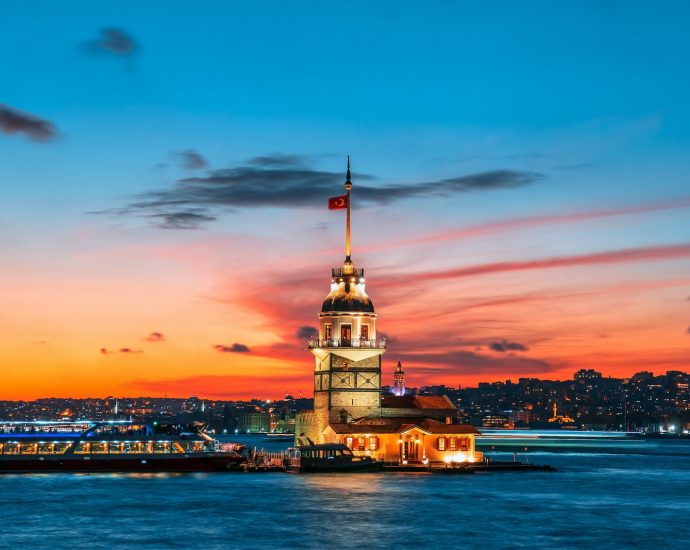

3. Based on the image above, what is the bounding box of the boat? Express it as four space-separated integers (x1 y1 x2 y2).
0 420 247 473
285 443 383 473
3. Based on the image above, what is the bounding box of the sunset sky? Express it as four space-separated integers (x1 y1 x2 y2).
1 1 689 400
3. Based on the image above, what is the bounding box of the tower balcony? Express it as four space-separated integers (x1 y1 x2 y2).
307 337 386 350
331 267 364 278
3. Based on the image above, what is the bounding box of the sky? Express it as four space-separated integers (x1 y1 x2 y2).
1 1 689 400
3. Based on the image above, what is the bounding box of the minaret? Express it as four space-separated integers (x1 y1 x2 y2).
114 398 119 416
304 158 387 441
393 361 406 396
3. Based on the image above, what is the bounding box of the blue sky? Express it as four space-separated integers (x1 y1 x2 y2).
1 1 689 398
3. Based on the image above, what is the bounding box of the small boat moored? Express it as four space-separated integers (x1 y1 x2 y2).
285 443 383 473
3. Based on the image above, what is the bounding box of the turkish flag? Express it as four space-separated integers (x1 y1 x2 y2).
328 195 348 210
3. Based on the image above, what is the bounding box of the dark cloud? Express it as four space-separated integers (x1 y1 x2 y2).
119 347 143 354
214 343 251 353
149 210 217 229
489 340 529 352
247 153 306 167
397 350 555 376
178 150 208 170
100 347 143 355
85 28 138 56
110 154 541 229
144 332 166 342
296 326 317 339
0 104 57 142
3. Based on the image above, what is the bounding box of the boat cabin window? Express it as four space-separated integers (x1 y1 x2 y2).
20 443 38 455
91 442 109 454
4 443 21 455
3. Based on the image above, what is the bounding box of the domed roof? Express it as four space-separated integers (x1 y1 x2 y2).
321 281 375 313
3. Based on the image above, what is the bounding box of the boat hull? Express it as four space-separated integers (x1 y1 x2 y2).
0 454 244 474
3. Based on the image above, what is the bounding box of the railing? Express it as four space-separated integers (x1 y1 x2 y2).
331 267 365 278
308 337 386 349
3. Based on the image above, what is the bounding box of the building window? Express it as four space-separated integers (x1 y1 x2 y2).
369 436 378 451
438 437 446 451
324 325 332 340
360 325 369 340
345 436 354 449
341 324 352 344
449 437 457 451
357 436 366 451
459 437 469 451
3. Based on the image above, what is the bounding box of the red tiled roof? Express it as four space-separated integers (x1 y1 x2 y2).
381 394 455 410
326 417 479 435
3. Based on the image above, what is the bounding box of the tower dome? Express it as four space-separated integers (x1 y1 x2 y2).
321 268 375 313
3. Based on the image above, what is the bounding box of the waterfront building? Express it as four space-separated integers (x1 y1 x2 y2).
295 161 481 464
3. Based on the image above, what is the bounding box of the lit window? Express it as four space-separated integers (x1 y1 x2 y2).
360 325 369 340
357 436 366 451
325 325 332 340
369 436 378 451
449 437 457 451
438 437 446 451
345 436 354 449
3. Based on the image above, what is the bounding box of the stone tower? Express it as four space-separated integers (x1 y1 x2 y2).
393 361 406 396
296 159 387 443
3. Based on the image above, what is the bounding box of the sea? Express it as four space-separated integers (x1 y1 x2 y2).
1 432 689 549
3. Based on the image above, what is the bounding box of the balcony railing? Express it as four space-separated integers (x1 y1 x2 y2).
308 337 386 350
331 267 365 278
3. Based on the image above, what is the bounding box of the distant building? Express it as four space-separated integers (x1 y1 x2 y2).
237 412 270 433
393 361 406 396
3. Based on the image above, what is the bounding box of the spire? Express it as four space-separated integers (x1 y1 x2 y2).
344 156 352 263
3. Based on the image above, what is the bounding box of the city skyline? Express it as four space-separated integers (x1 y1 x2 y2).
2 1 690 400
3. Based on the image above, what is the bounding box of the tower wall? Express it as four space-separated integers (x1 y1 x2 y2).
312 351 383 425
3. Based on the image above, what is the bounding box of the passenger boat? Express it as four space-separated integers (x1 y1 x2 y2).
285 443 383 473
0 420 247 473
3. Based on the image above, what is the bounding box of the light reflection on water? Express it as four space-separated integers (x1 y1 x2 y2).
1 438 690 549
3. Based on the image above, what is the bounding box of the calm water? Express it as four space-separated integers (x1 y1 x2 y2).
1 435 689 549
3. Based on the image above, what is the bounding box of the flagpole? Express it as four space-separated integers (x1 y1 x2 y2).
345 156 352 262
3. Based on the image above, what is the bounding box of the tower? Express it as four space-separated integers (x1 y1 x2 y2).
393 361 406 396
300 159 387 442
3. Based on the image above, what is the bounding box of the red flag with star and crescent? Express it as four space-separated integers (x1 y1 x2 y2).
328 195 348 210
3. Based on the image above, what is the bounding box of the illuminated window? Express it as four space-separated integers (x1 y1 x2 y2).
459 437 469 451
357 436 366 451
449 437 457 451
325 325 332 340
345 437 354 449
369 436 378 450
21 443 38 455
91 442 108 454
360 325 369 340
438 437 446 451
